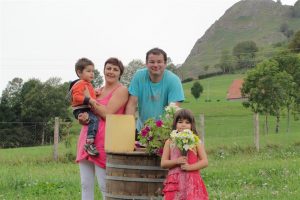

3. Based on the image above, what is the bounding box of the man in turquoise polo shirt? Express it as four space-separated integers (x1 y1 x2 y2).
126 48 185 135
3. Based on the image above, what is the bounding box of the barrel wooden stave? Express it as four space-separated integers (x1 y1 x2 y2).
106 152 167 200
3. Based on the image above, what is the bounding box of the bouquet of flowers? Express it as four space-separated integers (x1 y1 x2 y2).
137 103 180 156
170 129 200 156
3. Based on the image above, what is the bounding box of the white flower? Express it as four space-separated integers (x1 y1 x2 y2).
182 129 193 134
168 102 177 107
165 102 181 113
170 130 178 138
170 129 200 153
183 144 190 151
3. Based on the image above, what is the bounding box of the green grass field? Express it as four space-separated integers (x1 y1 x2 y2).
0 74 299 199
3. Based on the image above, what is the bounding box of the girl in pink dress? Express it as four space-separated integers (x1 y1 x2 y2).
76 57 128 200
161 109 209 200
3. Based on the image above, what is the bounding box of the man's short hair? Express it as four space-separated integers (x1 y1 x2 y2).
146 48 167 63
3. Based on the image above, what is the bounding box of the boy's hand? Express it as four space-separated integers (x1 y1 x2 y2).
78 112 89 125
95 88 101 97
83 86 91 98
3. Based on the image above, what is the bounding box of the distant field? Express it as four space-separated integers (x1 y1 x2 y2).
0 74 299 199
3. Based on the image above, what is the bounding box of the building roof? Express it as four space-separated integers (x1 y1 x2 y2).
227 79 244 101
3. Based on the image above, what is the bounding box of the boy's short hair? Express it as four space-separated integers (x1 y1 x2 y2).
75 58 94 77
146 48 167 64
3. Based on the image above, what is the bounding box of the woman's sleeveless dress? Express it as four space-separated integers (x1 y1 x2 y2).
163 145 209 200
76 85 125 168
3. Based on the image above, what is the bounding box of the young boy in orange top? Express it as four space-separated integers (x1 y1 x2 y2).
69 58 99 156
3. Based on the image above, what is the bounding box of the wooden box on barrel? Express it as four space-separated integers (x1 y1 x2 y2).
105 115 167 200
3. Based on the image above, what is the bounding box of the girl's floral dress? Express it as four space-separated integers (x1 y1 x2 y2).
163 143 209 200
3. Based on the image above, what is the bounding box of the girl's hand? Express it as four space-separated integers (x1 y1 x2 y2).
176 156 187 165
180 163 191 171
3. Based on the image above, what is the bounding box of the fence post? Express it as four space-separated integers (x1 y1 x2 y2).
253 113 259 152
54 117 59 161
41 123 45 145
199 114 205 143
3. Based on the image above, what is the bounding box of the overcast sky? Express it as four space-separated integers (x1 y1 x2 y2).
0 0 297 93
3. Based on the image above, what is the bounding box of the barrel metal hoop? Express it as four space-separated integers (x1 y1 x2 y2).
106 163 167 171
105 192 161 200
106 176 165 183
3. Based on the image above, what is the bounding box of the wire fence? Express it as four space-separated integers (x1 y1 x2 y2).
0 114 299 150
197 114 300 149
205 114 299 135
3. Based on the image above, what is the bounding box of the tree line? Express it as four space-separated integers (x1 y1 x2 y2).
0 69 103 148
0 77 71 147
214 30 300 75
240 31 300 134
241 52 300 134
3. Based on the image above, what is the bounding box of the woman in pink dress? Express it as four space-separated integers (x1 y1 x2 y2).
161 109 209 200
76 57 128 200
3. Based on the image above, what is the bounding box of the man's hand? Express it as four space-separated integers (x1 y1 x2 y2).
125 96 138 115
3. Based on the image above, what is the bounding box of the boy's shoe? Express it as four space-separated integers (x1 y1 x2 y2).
84 143 99 156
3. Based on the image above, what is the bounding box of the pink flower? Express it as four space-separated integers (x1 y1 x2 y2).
147 136 153 141
141 126 150 137
135 141 143 148
145 126 151 132
155 120 163 127
156 148 163 156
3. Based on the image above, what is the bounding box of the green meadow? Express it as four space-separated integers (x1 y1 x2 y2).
0 74 299 200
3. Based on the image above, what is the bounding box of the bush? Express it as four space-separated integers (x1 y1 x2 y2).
198 71 223 80
0 127 33 148
182 77 194 83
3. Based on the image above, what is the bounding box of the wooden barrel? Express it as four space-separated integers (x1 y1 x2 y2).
105 151 167 200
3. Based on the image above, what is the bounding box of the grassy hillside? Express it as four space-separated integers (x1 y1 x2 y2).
0 74 299 199
181 74 300 147
181 0 300 79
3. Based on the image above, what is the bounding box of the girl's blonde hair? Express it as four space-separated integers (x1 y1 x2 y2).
172 109 198 135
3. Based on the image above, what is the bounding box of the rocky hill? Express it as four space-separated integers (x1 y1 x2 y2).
180 0 300 79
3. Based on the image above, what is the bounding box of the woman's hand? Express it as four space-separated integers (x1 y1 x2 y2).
78 112 89 125
89 98 97 108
